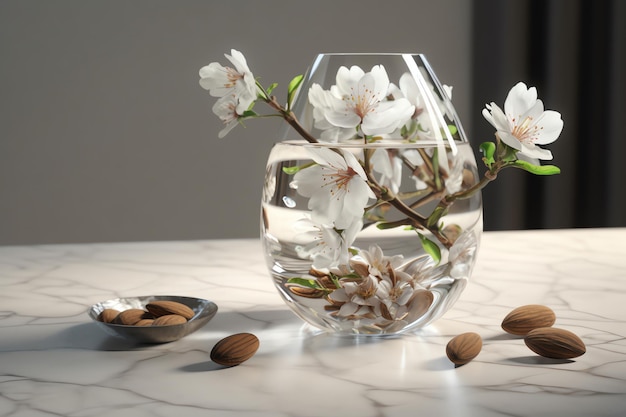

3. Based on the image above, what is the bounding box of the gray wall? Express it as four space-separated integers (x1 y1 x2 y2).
0 0 472 245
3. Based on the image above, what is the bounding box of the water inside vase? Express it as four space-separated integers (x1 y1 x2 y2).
261 141 482 334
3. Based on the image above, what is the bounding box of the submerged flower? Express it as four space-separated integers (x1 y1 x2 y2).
310 65 414 137
354 245 414 321
328 275 381 317
370 149 403 194
329 245 416 321
292 148 375 229
376 278 415 320
295 217 362 269
356 244 405 277
482 82 563 164
403 146 462 193
199 49 257 114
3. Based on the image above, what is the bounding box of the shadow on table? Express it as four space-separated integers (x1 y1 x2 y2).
56 323 153 351
508 355 575 365
49 308 300 352
2 322 151 352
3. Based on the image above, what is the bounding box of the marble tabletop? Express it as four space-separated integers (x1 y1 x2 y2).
1 228 625 417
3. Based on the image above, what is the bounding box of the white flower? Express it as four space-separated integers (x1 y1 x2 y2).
295 217 362 269
292 148 375 229
403 147 462 193
482 82 563 164
444 151 464 194
357 244 405 277
402 149 429 190
448 229 479 279
396 72 422 108
308 84 356 142
212 95 242 138
370 149 403 194
199 49 257 114
310 65 415 137
350 245 415 320
328 275 381 317
392 72 454 139
376 278 414 320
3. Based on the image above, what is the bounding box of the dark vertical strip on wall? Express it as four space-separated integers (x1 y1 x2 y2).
606 0 626 225
473 0 625 230
574 1 612 226
524 0 549 229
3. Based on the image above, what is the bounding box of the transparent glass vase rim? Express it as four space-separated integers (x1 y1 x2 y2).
274 139 458 150
312 52 427 57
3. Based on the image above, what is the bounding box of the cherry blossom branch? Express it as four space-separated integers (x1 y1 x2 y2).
264 96 319 144
362 150 453 248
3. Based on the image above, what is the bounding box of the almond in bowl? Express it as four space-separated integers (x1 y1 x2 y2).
89 295 218 343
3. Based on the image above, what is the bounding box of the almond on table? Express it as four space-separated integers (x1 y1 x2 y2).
524 327 586 359
446 332 482 366
502 304 556 336
210 333 260 367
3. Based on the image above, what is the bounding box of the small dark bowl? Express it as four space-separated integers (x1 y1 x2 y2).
88 295 218 343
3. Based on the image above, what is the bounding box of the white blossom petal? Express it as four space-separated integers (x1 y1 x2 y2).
482 82 563 162
199 49 257 114
292 148 374 229
308 65 415 138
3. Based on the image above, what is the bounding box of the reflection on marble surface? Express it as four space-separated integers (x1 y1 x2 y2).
1 228 625 416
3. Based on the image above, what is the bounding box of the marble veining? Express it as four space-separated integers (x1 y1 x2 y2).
1 228 625 416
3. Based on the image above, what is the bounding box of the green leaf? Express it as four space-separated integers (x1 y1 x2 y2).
400 124 409 138
426 206 447 229
282 166 301 175
401 120 418 139
287 74 304 108
514 160 561 175
447 125 458 136
286 278 320 289
479 142 496 167
376 219 413 230
417 232 441 265
328 272 342 288
377 222 400 230
282 161 315 175
266 82 278 95
241 110 259 118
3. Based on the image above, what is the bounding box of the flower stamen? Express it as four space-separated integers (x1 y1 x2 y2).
510 115 544 144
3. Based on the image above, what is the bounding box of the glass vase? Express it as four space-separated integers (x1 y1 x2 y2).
261 54 482 335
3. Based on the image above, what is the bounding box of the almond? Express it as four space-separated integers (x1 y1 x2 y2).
152 314 187 326
113 309 151 325
135 318 155 326
406 289 434 322
524 327 586 359
146 300 195 320
502 304 556 335
446 332 482 366
210 333 260 367
98 308 121 323
287 286 326 298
